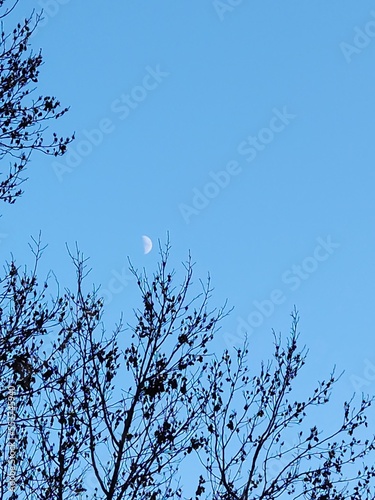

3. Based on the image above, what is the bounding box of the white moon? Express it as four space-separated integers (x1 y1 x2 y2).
142 235 153 255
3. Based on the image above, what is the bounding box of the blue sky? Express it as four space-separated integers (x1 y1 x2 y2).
1 0 375 494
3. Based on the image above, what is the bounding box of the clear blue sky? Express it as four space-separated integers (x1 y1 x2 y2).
2 0 375 495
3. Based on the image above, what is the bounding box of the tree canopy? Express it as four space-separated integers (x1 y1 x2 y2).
0 1 72 205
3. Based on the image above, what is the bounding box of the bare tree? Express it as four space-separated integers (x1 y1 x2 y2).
0 237 85 499
196 310 375 499
0 241 228 499
1 241 374 499
0 0 73 205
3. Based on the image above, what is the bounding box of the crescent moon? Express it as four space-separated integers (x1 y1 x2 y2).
142 235 153 255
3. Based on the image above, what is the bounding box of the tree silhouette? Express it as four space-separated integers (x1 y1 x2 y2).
0 1 73 205
0 241 375 499
0 2 375 499
198 313 375 499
